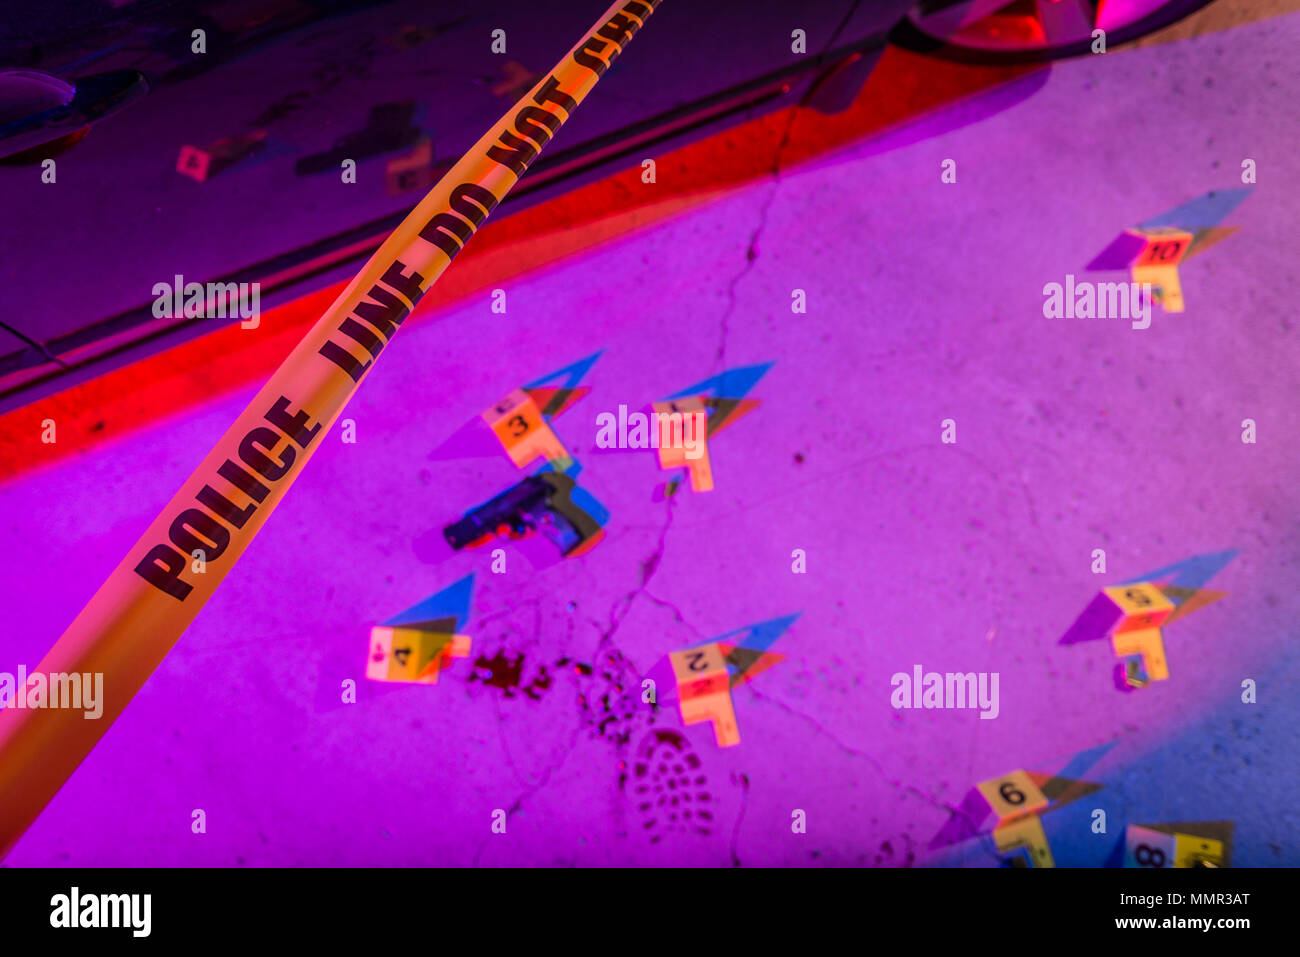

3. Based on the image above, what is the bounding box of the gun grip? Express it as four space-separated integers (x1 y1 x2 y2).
540 472 602 555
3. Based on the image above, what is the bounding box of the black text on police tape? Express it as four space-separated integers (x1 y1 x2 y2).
133 397 322 601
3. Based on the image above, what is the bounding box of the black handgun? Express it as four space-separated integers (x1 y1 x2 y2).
443 472 602 556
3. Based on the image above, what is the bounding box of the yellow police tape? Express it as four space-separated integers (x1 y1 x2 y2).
0 0 660 857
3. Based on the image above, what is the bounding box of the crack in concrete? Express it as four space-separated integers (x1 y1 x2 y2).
471 722 584 868
715 187 777 364
745 685 1003 864
593 492 679 675
992 431 1071 581
642 586 710 642
713 85 804 364
729 770 750 867
712 0 864 365
469 591 581 866
471 596 545 640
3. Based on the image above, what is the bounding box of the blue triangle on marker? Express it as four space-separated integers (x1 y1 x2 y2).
383 573 474 630
1120 550 1238 595
696 612 801 653
666 362 774 401
1137 187 1252 231
523 351 603 392
1054 740 1118 783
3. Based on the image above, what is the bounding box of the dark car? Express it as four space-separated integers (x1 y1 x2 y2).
0 0 1210 409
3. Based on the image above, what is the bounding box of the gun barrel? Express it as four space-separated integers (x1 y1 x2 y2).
443 475 549 550
443 514 488 550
